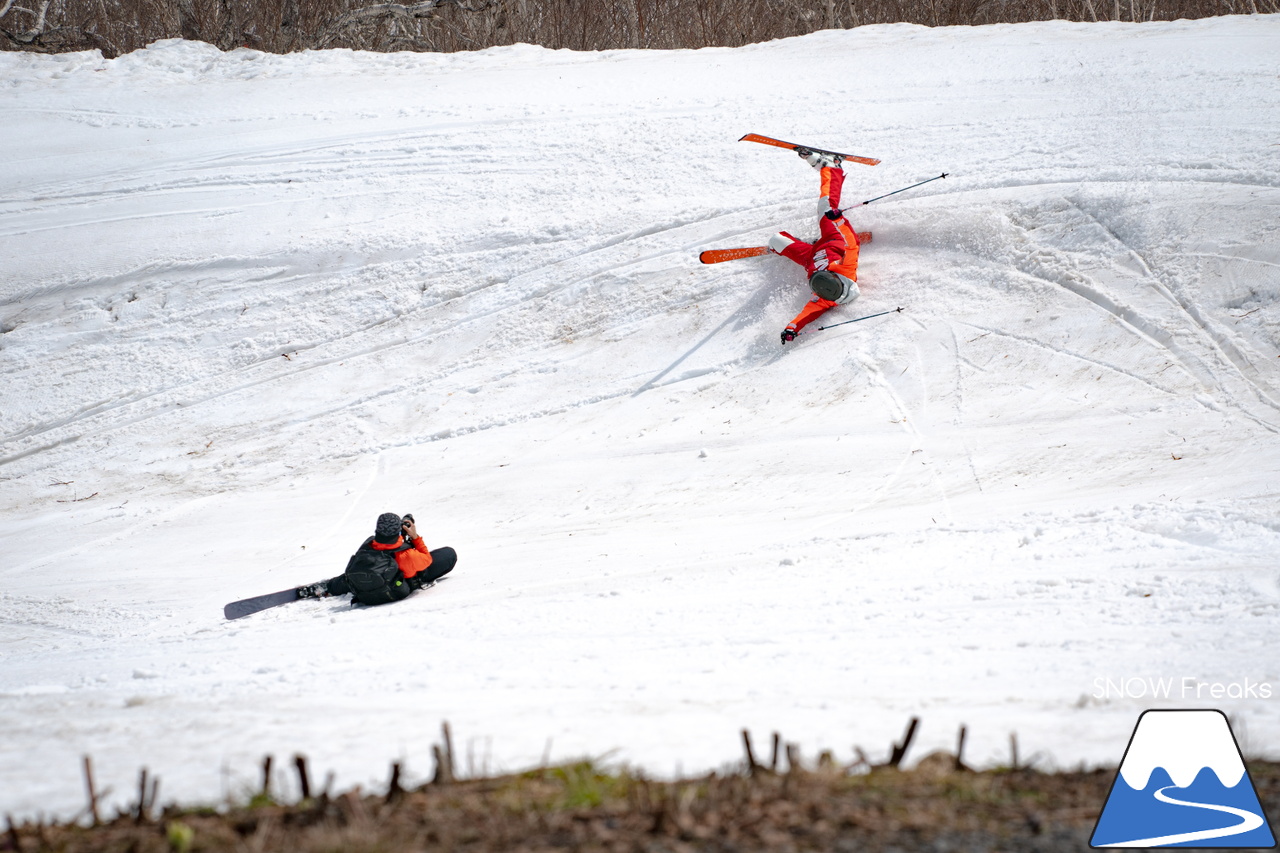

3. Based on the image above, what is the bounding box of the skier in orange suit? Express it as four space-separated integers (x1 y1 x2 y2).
769 152 863 344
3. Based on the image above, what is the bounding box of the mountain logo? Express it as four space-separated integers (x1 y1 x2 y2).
1091 709 1276 848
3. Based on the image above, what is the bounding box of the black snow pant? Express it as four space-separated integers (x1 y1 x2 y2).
326 547 457 597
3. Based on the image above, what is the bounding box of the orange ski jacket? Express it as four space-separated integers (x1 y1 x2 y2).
371 536 433 579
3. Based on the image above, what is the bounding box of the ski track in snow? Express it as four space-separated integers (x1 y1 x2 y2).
2 16 1280 819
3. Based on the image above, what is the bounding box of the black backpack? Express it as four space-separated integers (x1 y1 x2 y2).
342 538 413 606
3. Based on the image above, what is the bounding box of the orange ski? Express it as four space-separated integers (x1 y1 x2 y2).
699 246 768 264
699 233 871 264
740 133 881 167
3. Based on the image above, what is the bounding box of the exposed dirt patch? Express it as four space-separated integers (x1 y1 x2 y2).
10 759 1279 852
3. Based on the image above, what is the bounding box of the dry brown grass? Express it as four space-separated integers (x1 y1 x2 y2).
4 0 1277 58
8 757 1280 852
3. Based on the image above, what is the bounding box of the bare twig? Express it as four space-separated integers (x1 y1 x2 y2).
431 745 452 785
888 717 920 768
386 762 403 803
955 725 969 771
785 743 801 774
442 722 456 780
135 768 149 824
741 729 759 776
261 756 273 800
82 756 100 826
293 755 311 801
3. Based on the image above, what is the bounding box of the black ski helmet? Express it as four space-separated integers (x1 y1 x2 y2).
809 270 847 302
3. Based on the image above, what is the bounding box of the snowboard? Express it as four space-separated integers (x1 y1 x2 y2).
700 232 871 264
223 577 444 620
224 585 314 620
739 133 881 167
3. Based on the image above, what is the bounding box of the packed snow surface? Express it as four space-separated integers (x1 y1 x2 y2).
3 15 1280 818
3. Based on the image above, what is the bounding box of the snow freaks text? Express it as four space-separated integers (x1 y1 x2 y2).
1092 677 1274 701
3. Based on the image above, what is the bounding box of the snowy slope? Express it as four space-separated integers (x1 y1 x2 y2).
2 16 1280 818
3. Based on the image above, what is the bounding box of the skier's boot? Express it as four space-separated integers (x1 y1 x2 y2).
798 148 842 169
297 581 329 599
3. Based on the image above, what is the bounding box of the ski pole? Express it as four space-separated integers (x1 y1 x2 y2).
851 174 948 208
815 306 903 331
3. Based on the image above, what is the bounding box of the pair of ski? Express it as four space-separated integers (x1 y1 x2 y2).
702 134 877 265
223 577 444 620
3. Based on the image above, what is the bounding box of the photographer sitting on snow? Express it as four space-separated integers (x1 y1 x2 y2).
300 512 456 605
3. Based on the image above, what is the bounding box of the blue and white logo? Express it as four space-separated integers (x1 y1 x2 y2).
1091 709 1275 848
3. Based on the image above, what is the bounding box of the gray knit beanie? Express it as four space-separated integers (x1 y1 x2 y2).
374 512 403 544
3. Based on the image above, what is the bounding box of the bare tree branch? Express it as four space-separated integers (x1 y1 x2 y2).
315 0 493 48
1 0 49 44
